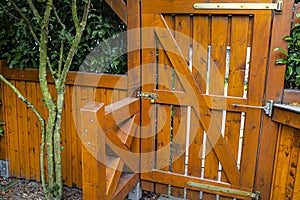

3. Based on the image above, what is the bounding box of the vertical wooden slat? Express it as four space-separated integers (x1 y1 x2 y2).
222 15 249 182
141 13 156 192
16 81 30 179
240 13 272 189
186 14 209 199
170 15 190 198
63 85 73 186
204 15 228 199
4 80 20 177
271 125 294 199
26 82 38 180
293 129 300 200
127 0 140 96
155 14 173 195
71 86 80 187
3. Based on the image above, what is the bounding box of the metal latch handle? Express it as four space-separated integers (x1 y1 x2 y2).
232 100 274 117
137 92 158 103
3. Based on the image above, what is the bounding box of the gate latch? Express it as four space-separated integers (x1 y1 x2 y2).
232 100 274 117
137 92 158 103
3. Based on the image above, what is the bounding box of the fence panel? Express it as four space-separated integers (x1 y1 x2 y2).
0 66 127 188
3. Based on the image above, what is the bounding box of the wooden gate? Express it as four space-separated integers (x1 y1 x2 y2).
140 0 273 199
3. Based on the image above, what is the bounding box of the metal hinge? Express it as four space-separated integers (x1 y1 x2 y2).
193 0 283 12
137 92 158 103
232 100 274 117
187 181 260 200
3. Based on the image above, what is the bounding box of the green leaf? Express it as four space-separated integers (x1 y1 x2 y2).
274 48 288 56
282 36 293 41
275 59 288 65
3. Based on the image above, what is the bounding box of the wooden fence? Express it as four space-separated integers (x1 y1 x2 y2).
270 90 300 200
0 65 127 188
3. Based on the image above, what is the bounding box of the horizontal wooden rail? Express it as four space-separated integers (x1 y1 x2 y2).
1 67 127 89
104 97 140 130
272 105 300 129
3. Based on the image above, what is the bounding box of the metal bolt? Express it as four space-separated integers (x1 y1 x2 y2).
87 142 91 146
90 119 94 124
84 129 88 133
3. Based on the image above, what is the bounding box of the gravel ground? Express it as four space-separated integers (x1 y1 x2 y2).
0 177 160 200
0 177 82 200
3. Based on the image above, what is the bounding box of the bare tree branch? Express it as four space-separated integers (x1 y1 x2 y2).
72 0 80 31
27 0 41 20
8 0 39 44
0 74 46 195
58 0 90 88
52 4 65 30
0 2 20 21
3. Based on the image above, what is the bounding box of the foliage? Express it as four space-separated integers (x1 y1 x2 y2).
0 0 96 199
0 122 4 136
0 0 127 74
275 14 300 89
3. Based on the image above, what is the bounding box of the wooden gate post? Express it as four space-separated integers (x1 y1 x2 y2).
254 1 294 199
80 102 106 200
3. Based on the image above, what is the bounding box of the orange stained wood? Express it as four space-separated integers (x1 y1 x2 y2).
140 12 157 191
153 14 240 185
271 125 300 200
105 0 127 25
0 67 127 187
80 102 106 200
272 107 300 130
254 0 294 198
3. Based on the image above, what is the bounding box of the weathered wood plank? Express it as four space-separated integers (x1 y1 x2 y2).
240 13 272 188
80 102 106 200
142 0 272 14
105 0 127 25
204 16 228 200
255 1 294 198
4 81 20 177
16 81 30 179
171 14 190 198
140 12 157 191
113 173 139 200
272 107 300 130
143 170 253 200
127 0 140 95
1 67 127 89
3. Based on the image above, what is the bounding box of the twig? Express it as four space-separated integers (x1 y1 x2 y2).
26 0 41 20
8 0 39 44
59 0 90 88
52 4 65 30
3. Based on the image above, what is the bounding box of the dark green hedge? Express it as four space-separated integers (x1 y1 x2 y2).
0 0 127 74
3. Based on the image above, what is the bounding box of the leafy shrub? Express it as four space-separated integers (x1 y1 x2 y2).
275 14 300 89
0 0 127 74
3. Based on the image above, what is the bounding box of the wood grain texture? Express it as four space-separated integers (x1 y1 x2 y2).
0 68 127 187
254 1 294 198
105 0 127 25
